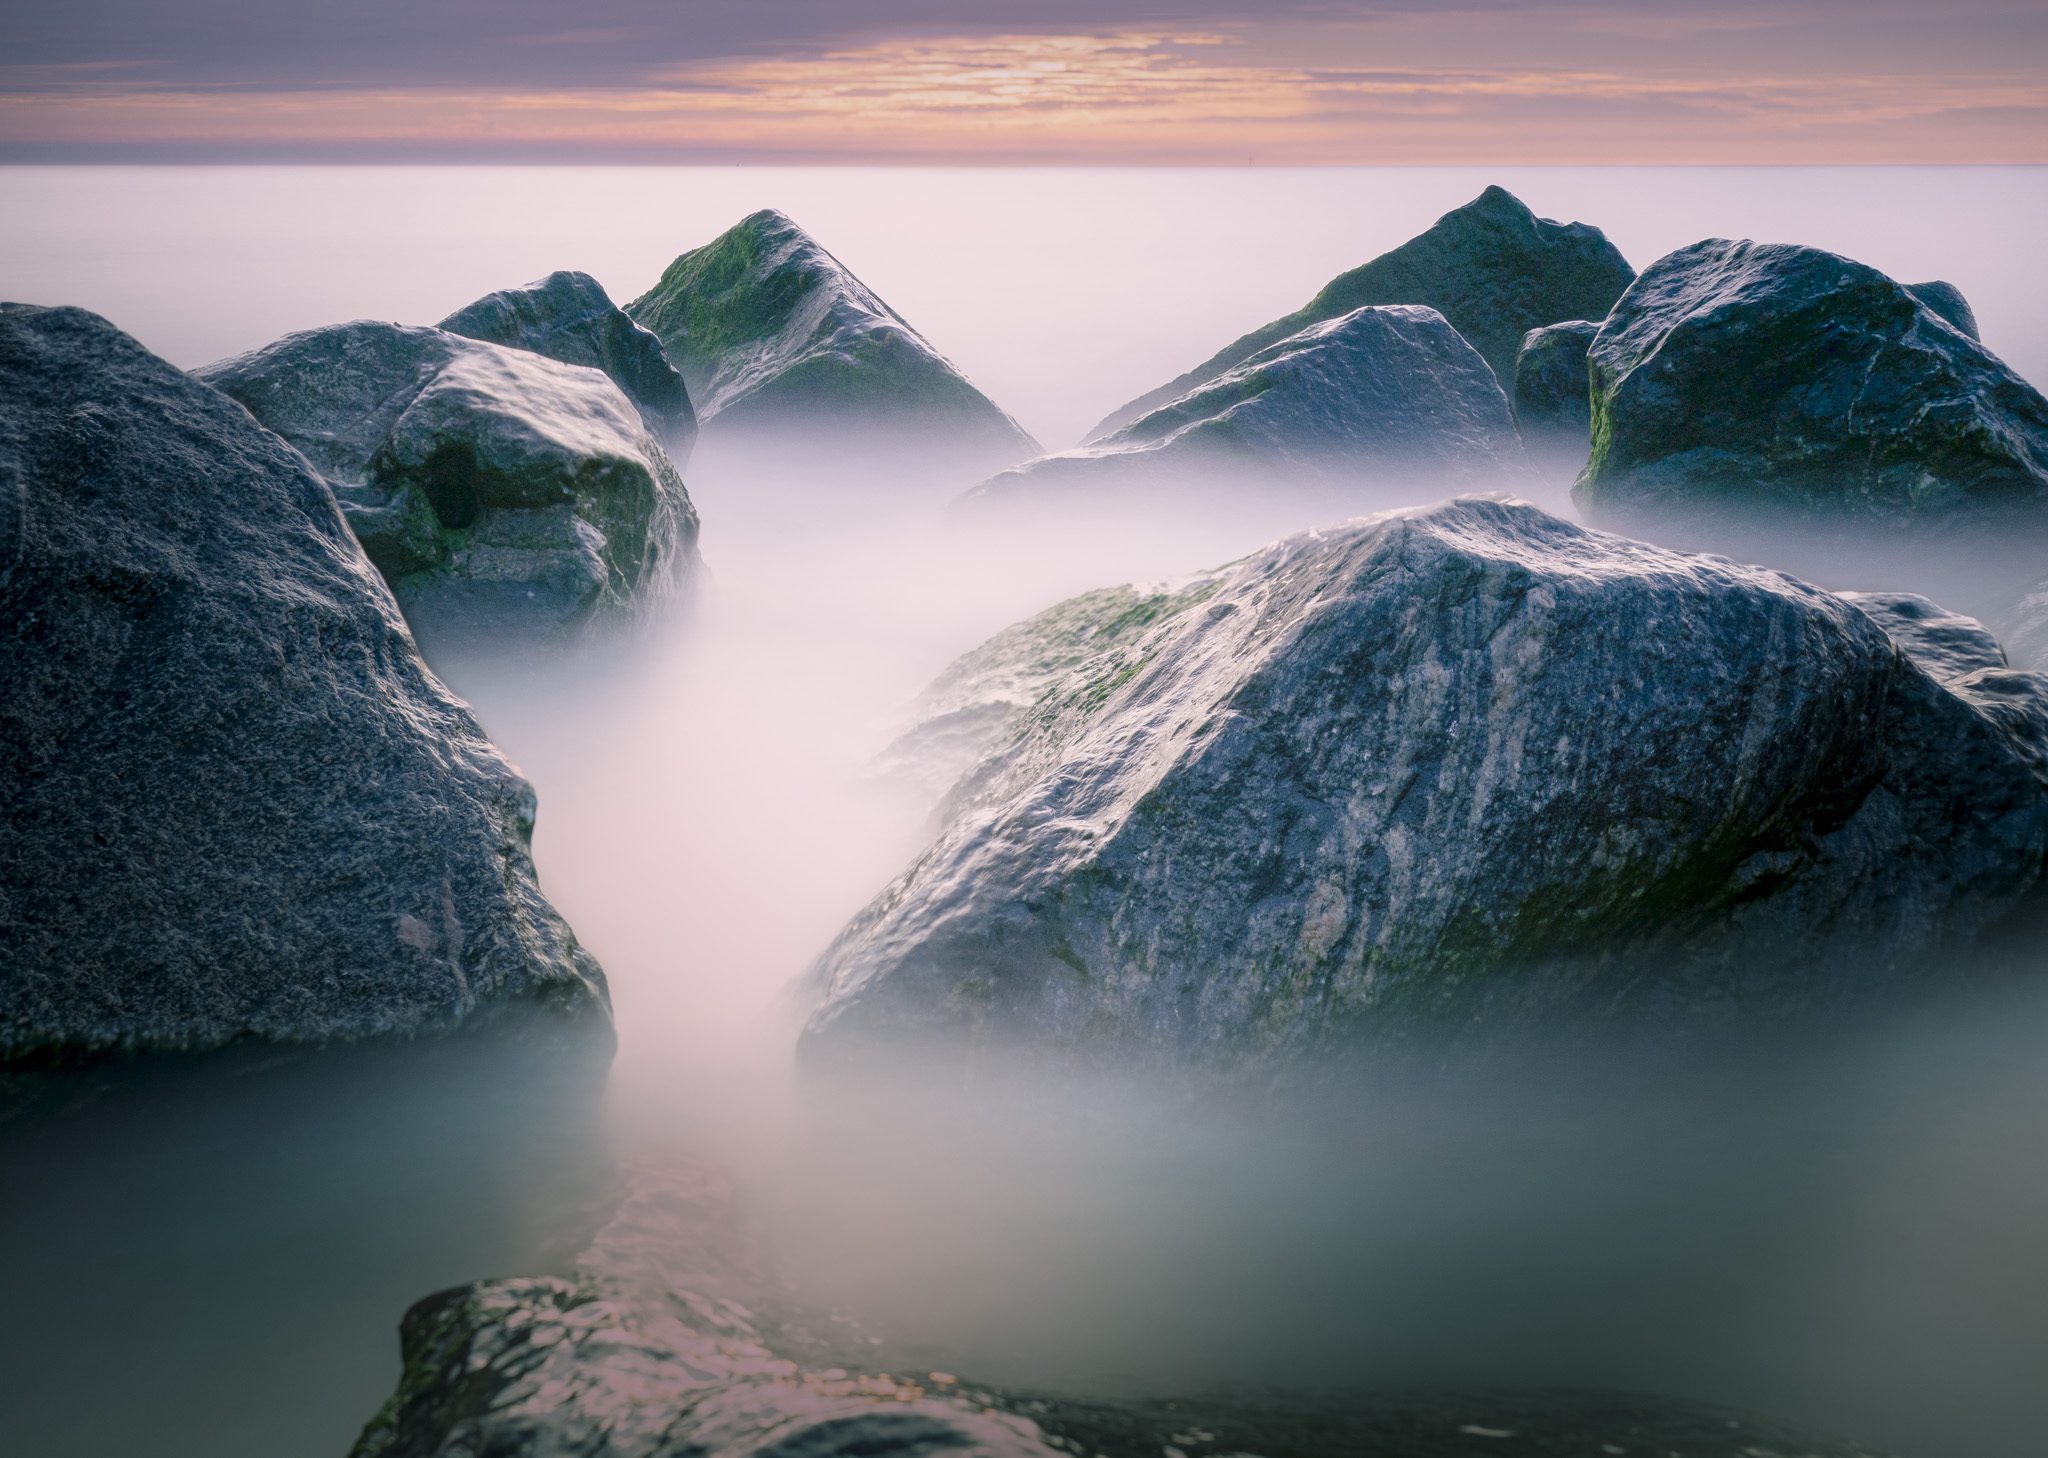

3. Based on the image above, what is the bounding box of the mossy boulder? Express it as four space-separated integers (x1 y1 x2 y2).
804 497 2048 1068
1573 240 2048 532
1092 185 1634 438
626 208 1037 467
440 269 698 460
198 322 698 649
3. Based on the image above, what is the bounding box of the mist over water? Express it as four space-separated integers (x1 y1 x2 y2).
4 166 2048 1458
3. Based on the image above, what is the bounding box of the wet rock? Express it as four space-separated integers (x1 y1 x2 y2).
1092 185 1634 438
964 306 1532 509
804 496 2048 1066
1905 278 1980 340
627 209 1037 469
0 304 609 1063
1573 239 2048 533
198 321 698 647
440 269 699 459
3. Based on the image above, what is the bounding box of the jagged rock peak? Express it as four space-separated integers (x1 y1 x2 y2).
0 303 609 1063
440 269 698 458
1089 185 1635 439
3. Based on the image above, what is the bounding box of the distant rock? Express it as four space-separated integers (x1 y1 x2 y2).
440 269 698 459
964 306 1532 509
1091 186 1634 438
1512 319 1600 481
1904 279 1980 340
199 322 698 647
1574 240 2048 533
0 304 609 1063
804 497 2048 1067
626 209 1037 468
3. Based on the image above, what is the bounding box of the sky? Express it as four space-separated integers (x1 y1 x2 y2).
1 1 2044 164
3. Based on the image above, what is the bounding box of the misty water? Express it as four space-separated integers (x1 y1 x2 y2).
4 165 2048 1458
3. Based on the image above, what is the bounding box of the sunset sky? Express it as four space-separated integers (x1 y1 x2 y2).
3 1 2044 163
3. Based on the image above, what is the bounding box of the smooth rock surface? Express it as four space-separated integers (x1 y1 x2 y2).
0 304 608 1062
965 306 1532 509
1905 278 1981 340
805 497 2048 1066
1092 185 1634 438
1512 318 1601 482
199 322 698 646
1574 239 2048 532
627 209 1037 466
440 269 698 459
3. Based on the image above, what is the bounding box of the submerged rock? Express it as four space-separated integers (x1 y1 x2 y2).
626 209 1037 467
1574 239 2048 532
0 304 608 1063
1905 278 1981 340
1092 185 1634 438
965 306 1531 508
440 269 698 459
1512 319 1600 482
199 322 698 646
804 497 2048 1066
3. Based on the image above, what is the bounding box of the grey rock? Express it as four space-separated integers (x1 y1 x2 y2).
1573 239 2048 533
803 497 2048 1067
964 306 1532 509
1092 185 1634 438
0 304 609 1062
1512 319 1601 483
440 269 699 460
627 209 1038 467
1904 278 1980 340
198 321 698 647
1837 591 2007 681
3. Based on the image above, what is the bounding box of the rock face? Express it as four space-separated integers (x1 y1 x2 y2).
1573 240 2048 532
1512 319 1600 481
626 209 1037 466
1092 186 1635 438
440 269 698 459
1905 279 1981 340
803 497 2048 1066
965 306 1532 508
198 322 698 645
0 304 609 1062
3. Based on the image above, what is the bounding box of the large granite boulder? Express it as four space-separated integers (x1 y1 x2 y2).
440 269 698 459
1573 240 2048 532
626 209 1038 467
199 322 698 646
963 306 1532 509
0 304 609 1063
803 497 2048 1067
1091 186 1635 438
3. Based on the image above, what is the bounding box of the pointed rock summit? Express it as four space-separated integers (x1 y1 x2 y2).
627 209 1037 466
1091 186 1635 439
440 269 698 459
965 304 1531 508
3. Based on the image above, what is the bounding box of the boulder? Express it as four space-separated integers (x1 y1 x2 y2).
440 269 699 459
198 322 698 646
803 497 2048 1067
1904 279 1980 340
1091 186 1635 438
0 304 609 1063
1573 239 2048 532
1512 319 1600 482
963 306 1532 509
626 209 1038 467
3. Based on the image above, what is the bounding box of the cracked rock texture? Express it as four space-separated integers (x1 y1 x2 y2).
1092 185 1635 438
199 321 698 647
627 209 1037 468
440 269 699 460
0 304 609 1062
965 306 1532 509
1573 239 2048 533
804 497 2048 1067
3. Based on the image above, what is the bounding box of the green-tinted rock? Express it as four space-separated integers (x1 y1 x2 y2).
1091 186 1634 438
1512 319 1600 482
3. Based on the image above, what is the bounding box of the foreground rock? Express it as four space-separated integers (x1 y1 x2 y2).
805 497 2048 1066
627 209 1037 468
1092 186 1634 438
440 269 698 458
965 306 1531 509
0 304 608 1062
1574 239 2048 533
199 322 698 646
